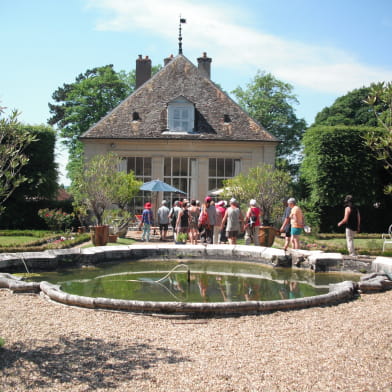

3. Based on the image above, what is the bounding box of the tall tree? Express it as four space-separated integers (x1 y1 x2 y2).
313 86 378 127
313 83 392 194
232 71 307 165
363 82 392 193
48 65 129 182
49 64 162 183
0 106 37 216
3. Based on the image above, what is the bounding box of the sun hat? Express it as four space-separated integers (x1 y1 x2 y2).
250 199 257 206
162 200 167 205
144 202 152 209
230 198 237 205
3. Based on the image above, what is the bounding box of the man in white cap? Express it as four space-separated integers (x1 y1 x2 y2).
157 200 170 241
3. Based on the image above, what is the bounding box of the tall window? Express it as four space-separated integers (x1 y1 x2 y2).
163 157 194 203
127 157 152 214
167 97 195 133
208 158 241 191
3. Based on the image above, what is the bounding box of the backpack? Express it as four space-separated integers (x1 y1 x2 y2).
170 208 179 228
198 210 209 227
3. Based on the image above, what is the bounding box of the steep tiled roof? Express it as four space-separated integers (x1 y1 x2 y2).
80 55 277 142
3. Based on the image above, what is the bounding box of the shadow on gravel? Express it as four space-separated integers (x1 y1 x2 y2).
0 335 190 390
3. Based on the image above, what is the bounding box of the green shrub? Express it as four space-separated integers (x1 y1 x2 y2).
38 208 74 232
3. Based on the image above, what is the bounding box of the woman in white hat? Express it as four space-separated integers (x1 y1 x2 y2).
244 199 262 246
221 198 244 245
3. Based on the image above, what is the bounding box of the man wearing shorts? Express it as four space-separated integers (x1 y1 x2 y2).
157 200 170 241
288 198 304 249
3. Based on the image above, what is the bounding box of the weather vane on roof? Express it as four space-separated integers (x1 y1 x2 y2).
178 16 186 55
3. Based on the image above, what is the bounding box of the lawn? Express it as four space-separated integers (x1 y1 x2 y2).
0 230 90 252
272 233 391 256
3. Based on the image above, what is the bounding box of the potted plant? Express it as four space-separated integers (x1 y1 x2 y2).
70 153 142 247
176 232 188 244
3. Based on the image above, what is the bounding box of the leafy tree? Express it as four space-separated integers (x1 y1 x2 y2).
117 64 162 95
301 125 391 231
108 169 143 210
232 71 307 165
0 106 37 216
71 152 142 225
312 83 392 194
48 65 129 182
363 82 392 193
49 64 162 184
222 164 291 225
313 87 379 127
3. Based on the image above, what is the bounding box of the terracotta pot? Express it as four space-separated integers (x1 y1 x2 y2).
258 226 278 247
108 234 118 243
90 225 109 246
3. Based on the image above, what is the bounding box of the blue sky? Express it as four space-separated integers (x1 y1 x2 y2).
1 0 392 185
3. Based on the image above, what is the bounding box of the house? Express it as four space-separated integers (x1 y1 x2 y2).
80 52 278 213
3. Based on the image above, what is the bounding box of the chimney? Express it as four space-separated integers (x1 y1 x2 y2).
164 54 174 66
136 55 152 89
197 52 212 79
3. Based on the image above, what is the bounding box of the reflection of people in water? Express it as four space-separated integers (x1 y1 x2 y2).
216 276 233 302
243 279 260 301
279 280 290 299
279 280 300 299
197 274 209 302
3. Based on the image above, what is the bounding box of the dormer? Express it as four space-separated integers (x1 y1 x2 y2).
167 96 195 133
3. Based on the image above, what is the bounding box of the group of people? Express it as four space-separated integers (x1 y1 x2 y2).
141 193 361 256
140 196 264 245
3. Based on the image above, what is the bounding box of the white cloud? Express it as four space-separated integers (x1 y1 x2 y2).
86 0 392 94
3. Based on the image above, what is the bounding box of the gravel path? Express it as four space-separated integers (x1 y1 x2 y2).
0 289 391 392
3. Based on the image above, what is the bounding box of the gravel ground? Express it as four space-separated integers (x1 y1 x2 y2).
0 289 391 392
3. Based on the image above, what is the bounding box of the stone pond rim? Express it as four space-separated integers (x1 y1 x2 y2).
0 244 391 316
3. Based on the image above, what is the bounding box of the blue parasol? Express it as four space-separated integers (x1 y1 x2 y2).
140 179 186 194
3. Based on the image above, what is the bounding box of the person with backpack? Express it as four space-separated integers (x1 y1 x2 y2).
169 200 181 243
199 196 216 244
176 201 190 242
244 199 262 245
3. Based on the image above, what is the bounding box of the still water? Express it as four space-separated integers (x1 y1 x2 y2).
27 260 360 303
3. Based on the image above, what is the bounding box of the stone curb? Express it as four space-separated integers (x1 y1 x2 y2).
1 245 391 316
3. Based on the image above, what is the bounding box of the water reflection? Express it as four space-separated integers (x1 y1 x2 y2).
27 260 360 303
